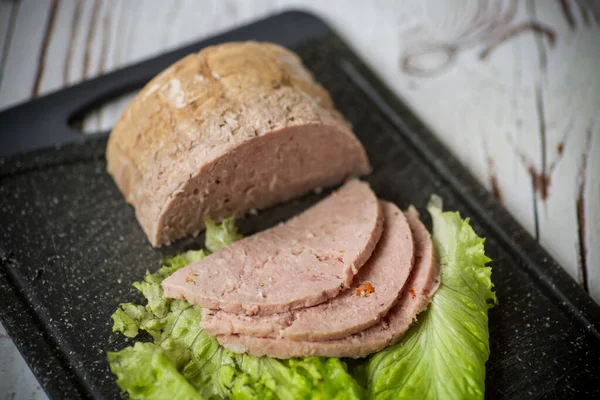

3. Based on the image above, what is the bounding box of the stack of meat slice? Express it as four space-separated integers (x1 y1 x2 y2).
162 180 440 359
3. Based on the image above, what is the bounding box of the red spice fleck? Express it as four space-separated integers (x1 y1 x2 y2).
356 282 375 297
409 288 416 298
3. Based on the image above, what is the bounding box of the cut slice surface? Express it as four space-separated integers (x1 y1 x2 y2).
162 180 383 316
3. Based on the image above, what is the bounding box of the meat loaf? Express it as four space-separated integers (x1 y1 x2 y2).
217 207 440 358
201 201 414 341
162 180 383 316
106 41 371 247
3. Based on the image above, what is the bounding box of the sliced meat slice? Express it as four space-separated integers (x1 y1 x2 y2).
201 201 414 341
217 206 440 358
162 180 383 316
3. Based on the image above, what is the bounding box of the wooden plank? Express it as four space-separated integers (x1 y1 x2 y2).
78 0 115 132
584 123 600 303
527 0 600 284
0 0 16 81
37 0 82 95
0 0 53 109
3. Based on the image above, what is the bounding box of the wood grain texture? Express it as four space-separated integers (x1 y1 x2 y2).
528 0 600 295
0 0 598 397
0 1 17 81
0 0 53 109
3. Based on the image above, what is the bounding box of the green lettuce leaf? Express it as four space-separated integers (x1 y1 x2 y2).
357 202 497 400
110 249 207 339
108 343 202 400
205 216 243 253
109 208 496 399
108 218 363 400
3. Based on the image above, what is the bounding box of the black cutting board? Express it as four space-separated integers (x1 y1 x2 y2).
1 10 599 400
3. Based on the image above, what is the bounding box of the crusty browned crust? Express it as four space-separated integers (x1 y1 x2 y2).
106 42 370 246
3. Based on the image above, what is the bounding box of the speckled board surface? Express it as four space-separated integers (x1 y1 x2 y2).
1 11 600 400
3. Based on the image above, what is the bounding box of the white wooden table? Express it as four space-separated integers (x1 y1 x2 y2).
0 0 598 398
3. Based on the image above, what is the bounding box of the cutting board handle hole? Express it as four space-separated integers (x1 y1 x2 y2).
68 89 140 135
